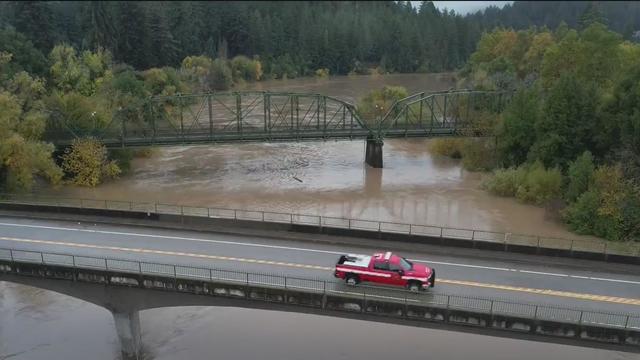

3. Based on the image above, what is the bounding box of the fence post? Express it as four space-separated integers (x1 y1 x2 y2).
104 199 107 209
262 211 265 222
235 210 238 220
534 305 538 319
138 261 142 274
349 219 352 230
440 227 443 238
625 315 630 328
209 269 213 281
579 310 583 324
490 300 494 314
9 249 13 262
284 276 287 289
40 252 44 264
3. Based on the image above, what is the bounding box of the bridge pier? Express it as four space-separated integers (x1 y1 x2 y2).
112 310 142 359
365 137 383 168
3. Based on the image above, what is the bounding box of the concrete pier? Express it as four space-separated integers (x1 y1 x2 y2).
113 310 141 359
365 137 383 168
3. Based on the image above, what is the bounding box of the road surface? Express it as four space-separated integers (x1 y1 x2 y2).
0 216 639 314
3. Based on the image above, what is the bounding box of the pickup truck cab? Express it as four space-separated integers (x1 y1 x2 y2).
334 251 435 292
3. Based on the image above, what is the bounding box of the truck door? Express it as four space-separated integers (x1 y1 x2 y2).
388 262 405 286
372 260 395 285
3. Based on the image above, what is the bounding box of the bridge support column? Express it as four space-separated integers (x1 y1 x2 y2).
112 310 141 359
365 137 383 168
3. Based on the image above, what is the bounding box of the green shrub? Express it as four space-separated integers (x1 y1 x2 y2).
482 167 526 197
564 189 599 234
565 150 595 202
483 161 562 205
429 138 465 159
314 68 330 78
62 138 121 187
514 162 563 205
357 86 408 120
207 58 232 90
108 149 133 175
461 139 496 171
230 55 263 82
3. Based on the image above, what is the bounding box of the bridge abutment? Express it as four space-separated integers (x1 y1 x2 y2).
113 310 142 359
365 137 383 168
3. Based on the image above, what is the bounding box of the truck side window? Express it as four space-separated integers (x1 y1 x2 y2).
373 261 389 271
389 263 402 272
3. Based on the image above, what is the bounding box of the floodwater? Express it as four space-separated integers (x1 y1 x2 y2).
0 282 633 360
33 73 587 239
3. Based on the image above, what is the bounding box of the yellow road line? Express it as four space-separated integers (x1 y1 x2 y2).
2 236 639 306
438 279 640 306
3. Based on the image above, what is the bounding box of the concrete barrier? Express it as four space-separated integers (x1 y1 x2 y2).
0 202 638 265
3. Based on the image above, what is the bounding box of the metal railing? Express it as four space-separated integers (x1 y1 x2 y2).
0 247 638 330
1 193 638 258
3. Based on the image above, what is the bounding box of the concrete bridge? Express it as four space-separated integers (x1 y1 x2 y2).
1 247 639 359
44 90 511 168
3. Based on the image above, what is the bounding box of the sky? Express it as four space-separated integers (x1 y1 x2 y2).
412 1 514 15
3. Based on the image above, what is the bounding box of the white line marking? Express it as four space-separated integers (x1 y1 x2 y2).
410 259 510 271
0 220 638 286
518 270 569 277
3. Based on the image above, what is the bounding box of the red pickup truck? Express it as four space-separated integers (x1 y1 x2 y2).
334 251 435 292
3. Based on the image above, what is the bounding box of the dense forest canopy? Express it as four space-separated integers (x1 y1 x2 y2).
1 1 638 77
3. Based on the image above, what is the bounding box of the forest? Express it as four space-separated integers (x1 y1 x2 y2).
1 1 639 77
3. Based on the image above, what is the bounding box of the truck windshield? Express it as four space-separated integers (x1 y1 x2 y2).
400 258 412 271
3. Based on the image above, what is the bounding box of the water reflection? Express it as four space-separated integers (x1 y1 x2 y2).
0 282 633 360
39 138 584 239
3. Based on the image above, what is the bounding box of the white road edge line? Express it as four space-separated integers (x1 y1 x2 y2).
1 220 639 286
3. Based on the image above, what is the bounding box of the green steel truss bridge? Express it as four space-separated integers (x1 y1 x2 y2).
45 90 511 167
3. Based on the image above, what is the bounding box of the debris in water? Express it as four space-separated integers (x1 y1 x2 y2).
293 176 303 183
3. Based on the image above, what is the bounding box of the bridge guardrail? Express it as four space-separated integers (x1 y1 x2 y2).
0 247 638 330
0 193 638 259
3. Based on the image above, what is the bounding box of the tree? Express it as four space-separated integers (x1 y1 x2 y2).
529 75 598 168
115 2 151 69
0 28 48 77
566 151 595 202
61 138 121 187
0 53 62 191
579 2 607 29
497 88 540 167
357 86 408 121
12 1 56 52
148 9 179 68
85 2 118 53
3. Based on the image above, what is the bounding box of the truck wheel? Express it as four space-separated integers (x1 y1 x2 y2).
345 274 359 286
408 281 421 293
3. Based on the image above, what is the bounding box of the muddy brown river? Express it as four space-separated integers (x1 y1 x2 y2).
34 73 591 240
0 282 633 360
3 74 611 360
